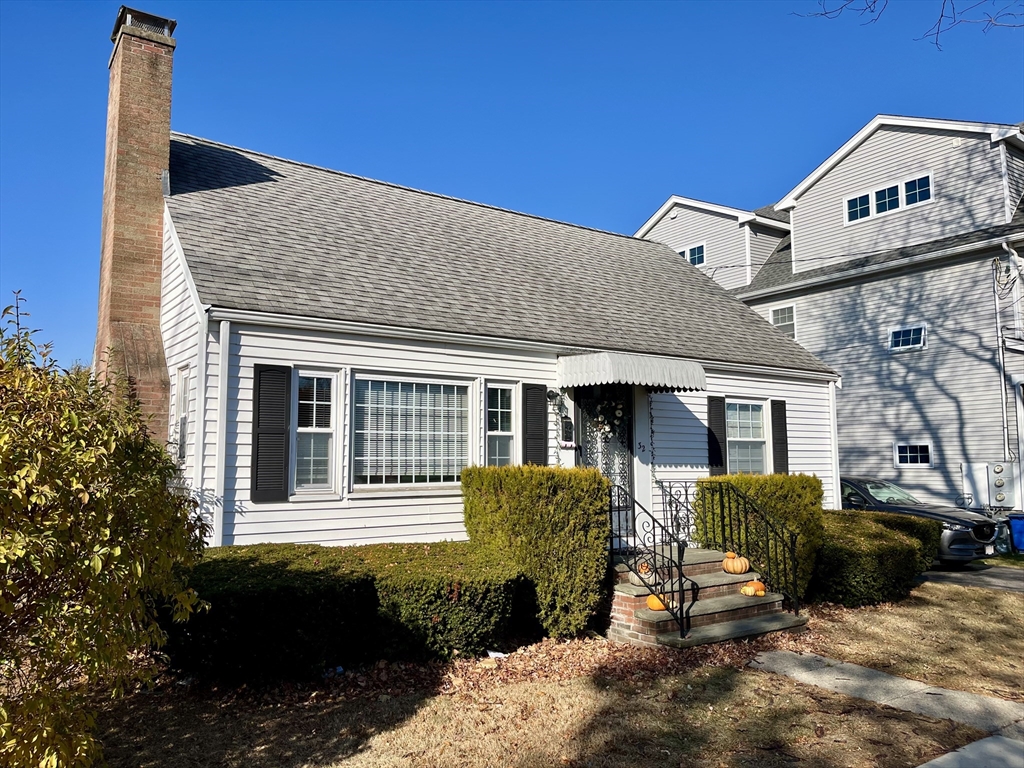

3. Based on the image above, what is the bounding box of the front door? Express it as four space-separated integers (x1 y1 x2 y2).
576 384 634 535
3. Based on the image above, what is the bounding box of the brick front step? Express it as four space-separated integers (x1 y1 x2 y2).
636 592 784 631
614 570 763 602
613 547 726 583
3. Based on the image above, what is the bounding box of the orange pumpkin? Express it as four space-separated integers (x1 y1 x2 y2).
746 580 766 593
725 551 737 559
723 555 750 574
646 594 667 611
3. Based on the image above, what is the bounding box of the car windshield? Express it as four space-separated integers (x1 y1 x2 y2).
861 480 922 505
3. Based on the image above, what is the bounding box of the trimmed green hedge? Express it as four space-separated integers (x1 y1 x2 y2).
462 465 611 638
694 474 825 599
163 542 522 683
861 511 942 572
808 512 923 607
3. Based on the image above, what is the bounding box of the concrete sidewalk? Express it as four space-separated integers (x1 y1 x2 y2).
751 651 1024 766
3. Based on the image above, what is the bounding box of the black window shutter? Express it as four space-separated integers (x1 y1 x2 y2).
251 364 291 502
522 384 549 466
771 399 789 475
707 396 727 476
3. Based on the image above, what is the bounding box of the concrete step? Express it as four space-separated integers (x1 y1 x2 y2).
636 592 784 631
656 613 808 649
613 548 728 582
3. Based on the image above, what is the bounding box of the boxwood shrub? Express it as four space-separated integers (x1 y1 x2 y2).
462 465 611 638
162 541 522 683
694 474 825 599
861 511 942 572
808 512 923 607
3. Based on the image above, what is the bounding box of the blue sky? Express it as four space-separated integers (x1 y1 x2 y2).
0 0 1021 366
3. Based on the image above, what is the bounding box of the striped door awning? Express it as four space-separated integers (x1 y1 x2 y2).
556 351 706 392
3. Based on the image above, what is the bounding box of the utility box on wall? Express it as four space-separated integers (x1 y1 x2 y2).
961 462 1017 510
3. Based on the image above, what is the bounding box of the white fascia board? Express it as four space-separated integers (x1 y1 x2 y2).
635 195 758 238
776 115 1023 212
208 307 838 381
749 215 790 232
738 233 1024 302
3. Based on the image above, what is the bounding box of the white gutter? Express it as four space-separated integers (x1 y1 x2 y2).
212 319 230 548
209 307 840 383
739 234 1024 302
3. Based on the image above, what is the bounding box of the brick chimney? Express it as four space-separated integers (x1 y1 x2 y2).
94 7 176 443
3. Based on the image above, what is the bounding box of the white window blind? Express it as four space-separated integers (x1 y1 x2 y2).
353 379 470 484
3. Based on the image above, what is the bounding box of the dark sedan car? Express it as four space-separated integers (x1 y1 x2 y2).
840 476 1003 564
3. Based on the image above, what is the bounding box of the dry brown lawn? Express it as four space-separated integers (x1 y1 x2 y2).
97 636 982 768
794 581 1024 702
979 553 1024 569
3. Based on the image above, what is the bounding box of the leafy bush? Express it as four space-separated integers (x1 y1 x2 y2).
462 465 610 638
861 511 942 572
163 541 522 682
694 474 825 599
808 512 923 606
0 302 207 768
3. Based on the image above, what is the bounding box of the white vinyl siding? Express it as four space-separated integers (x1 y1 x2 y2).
221 324 560 546
646 369 838 510
644 203 749 290
159 207 201 480
748 224 785 282
748 252 1020 507
791 127 1006 274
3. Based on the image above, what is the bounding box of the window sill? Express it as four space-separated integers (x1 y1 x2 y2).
349 485 463 500
288 492 343 503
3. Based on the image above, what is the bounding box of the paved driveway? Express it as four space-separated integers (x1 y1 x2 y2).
920 564 1024 593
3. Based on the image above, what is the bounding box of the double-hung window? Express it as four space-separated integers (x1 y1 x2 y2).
352 378 470 485
726 401 767 474
295 373 335 490
771 306 796 339
486 384 514 466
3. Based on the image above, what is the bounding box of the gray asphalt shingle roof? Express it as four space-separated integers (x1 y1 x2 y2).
737 205 1024 298
166 134 834 375
753 205 790 224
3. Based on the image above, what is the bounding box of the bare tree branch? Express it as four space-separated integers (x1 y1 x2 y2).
798 0 1023 48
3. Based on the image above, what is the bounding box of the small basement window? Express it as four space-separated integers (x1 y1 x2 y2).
893 443 932 467
771 306 795 339
889 325 926 352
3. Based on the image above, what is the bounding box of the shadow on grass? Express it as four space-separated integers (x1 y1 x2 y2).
97 668 447 768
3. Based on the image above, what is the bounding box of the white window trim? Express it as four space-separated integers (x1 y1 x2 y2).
892 441 934 468
680 241 707 267
887 323 928 353
768 304 797 341
843 171 935 227
724 398 773 475
290 368 340 497
485 380 519 467
348 371 476 492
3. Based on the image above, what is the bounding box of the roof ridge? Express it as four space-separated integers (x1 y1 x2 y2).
169 131 658 247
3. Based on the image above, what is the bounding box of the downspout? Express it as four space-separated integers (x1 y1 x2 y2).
194 306 211 541
213 319 230 548
992 250 1011 463
828 379 842 510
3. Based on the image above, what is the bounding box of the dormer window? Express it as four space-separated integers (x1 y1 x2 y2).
845 173 933 225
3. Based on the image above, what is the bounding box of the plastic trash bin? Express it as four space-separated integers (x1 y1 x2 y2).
1008 514 1024 555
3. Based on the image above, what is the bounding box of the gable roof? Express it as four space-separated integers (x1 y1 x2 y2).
633 195 791 239
776 115 1024 211
735 204 1024 300
165 134 834 376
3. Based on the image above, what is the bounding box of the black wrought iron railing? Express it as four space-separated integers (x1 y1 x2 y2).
610 484 696 637
656 479 801 615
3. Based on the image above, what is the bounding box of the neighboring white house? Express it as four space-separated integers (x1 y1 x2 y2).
638 115 1024 513
94 9 842 549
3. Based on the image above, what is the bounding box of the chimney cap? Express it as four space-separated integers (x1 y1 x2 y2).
111 6 177 43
